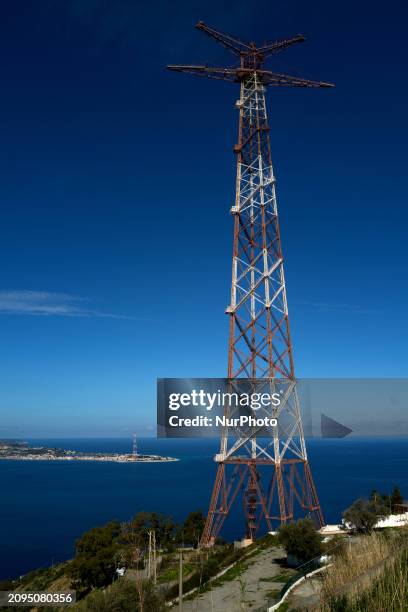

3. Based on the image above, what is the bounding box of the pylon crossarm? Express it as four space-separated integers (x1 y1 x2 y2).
258 34 306 56
167 66 334 88
195 21 251 55
259 70 334 88
167 65 237 82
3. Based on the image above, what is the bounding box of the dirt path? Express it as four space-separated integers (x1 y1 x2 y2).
182 546 288 612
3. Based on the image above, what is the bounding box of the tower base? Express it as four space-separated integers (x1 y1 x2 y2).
200 457 323 547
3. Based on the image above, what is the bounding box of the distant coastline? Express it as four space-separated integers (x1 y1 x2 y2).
0 440 179 463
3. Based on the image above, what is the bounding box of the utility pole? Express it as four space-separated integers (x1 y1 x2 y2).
146 530 157 583
178 548 183 612
152 530 157 584
168 22 333 545
147 531 151 579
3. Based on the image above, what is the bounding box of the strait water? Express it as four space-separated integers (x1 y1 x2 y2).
1 437 407 580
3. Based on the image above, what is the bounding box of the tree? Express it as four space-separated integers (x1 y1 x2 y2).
278 519 323 564
370 493 391 517
182 511 205 547
120 521 144 569
390 485 404 512
69 521 121 590
370 489 380 503
128 512 175 549
342 499 377 533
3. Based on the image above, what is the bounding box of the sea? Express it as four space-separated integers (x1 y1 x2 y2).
1 436 408 580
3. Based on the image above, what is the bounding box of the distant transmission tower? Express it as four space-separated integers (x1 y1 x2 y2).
168 22 333 545
132 433 138 459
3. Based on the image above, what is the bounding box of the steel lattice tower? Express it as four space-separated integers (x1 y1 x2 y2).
168 22 333 546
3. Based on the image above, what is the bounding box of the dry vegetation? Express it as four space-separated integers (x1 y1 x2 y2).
319 528 408 611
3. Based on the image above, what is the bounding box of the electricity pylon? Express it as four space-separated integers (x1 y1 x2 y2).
168 22 333 546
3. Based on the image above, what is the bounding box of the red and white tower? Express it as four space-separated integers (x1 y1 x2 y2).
168 22 333 545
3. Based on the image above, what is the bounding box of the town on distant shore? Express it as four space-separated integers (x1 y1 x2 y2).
0 440 178 463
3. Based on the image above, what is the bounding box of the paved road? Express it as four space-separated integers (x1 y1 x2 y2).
284 575 322 610
182 546 287 612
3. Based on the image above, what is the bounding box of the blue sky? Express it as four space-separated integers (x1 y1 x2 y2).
0 0 407 437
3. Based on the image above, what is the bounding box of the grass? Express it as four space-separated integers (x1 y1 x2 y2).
321 549 408 611
209 561 248 588
243 534 279 560
183 554 261 600
256 533 279 549
259 572 294 583
347 548 408 611
276 603 290 611
157 562 193 584
265 588 281 597
319 528 408 611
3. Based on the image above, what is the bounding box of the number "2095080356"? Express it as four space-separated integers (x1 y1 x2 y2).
0 591 76 607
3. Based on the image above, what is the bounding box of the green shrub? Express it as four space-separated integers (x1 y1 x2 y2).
278 519 323 563
73 578 165 612
342 499 378 533
68 521 121 590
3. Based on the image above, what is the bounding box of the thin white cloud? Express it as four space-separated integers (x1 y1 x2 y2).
0 290 128 319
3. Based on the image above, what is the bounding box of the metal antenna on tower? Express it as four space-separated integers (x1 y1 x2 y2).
168 22 333 546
